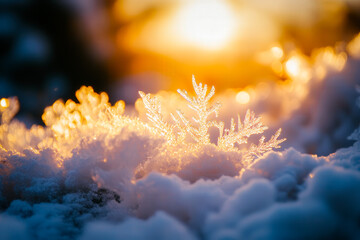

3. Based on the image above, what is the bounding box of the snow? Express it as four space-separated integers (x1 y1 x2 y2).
1 24 360 240
1 137 360 239
80 211 197 240
1 106 360 239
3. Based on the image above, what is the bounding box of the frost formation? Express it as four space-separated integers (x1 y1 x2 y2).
0 77 285 185
0 75 360 240
139 76 285 165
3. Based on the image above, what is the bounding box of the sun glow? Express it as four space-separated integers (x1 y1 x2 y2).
173 0 237 50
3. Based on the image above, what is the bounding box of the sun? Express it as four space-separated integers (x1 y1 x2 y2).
173 0 237 50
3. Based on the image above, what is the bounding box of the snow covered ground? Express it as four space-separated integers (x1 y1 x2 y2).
1 66 360 239
1 1 360 239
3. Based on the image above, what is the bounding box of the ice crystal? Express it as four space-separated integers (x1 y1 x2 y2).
138 91 178 144
0 97 46 153
42 86 124 139
40 86 151 162
175 76 221 144
0 78 285 180
0 87 147 164
139 76 286 165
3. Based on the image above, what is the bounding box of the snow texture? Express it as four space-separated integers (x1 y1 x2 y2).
1 1 360 239
1 140 360 239
1 73 360 240
2 30 360 240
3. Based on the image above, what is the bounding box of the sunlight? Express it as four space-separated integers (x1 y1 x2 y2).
173 0 237 50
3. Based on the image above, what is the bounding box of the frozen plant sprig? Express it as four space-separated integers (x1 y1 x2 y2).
243 128 285 164
174 76 221 144
139 76 286 164
138 91 179 144
217 110 268 151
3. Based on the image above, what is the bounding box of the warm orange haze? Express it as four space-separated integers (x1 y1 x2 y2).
1 1 360 239
111 0 358 92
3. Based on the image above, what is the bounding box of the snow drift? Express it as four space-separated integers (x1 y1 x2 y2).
1 39 360 239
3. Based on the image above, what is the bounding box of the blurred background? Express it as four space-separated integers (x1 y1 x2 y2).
1 0 360 155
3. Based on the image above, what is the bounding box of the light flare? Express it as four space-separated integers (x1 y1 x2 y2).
173 0 237 50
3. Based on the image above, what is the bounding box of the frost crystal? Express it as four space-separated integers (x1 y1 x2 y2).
140 76 286 165
138 91 177 144
0 77 285 181
175 76 221 144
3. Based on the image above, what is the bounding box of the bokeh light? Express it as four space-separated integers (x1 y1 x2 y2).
0 98 9 108
236 91 250 105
